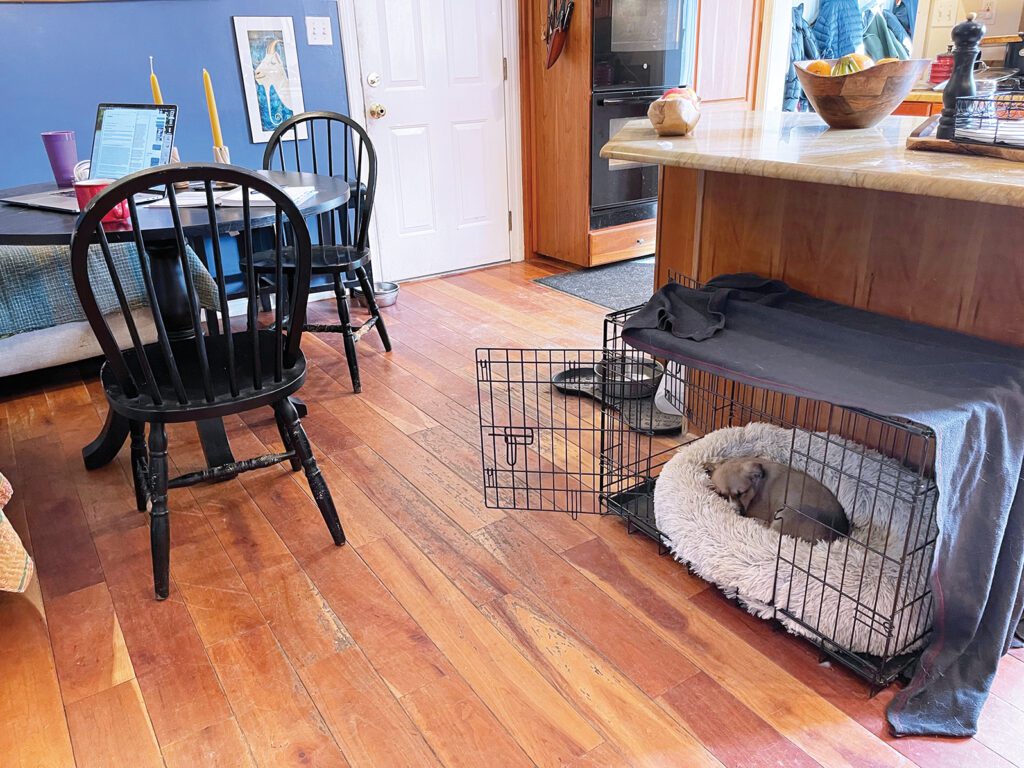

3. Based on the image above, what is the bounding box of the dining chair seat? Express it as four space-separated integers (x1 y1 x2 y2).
101 331 307 423
250 243 370 275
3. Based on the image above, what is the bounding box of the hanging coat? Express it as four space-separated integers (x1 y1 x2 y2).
893 0 918 38
812 0 864 60
785 4 820 112
862 8 910 61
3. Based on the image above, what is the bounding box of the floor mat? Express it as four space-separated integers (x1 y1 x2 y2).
534 257 655 310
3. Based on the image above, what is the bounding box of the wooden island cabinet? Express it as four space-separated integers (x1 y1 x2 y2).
603 110 1024 347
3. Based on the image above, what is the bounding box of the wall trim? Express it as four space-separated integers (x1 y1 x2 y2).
336 0 386 280
501 0 526 263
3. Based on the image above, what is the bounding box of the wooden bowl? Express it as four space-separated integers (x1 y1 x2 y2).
795 59 930 129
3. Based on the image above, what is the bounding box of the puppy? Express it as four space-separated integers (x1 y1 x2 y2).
704 458 849 544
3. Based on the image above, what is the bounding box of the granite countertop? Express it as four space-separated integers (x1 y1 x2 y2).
601 110 1024 208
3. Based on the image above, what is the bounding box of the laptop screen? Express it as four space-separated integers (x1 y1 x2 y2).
89 104 177 180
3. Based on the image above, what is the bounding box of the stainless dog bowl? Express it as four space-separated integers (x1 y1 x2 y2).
353 281 399 308
594 356 664 400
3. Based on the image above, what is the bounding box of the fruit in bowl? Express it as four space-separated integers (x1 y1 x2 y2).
794 57 930 128
831 53 874 75
648 86 701 136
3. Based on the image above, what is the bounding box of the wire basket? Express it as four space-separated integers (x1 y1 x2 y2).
954 90 1024 148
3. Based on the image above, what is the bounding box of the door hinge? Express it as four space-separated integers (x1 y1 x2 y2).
503 57 508 81
508 210 513 231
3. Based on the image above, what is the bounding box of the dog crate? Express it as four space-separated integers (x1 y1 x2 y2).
476 300 940 689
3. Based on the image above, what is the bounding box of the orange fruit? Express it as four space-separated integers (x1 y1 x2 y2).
804 60 832 76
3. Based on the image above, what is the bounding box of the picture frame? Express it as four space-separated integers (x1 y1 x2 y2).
232 16 307 143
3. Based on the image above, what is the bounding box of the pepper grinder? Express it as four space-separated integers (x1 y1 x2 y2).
937 12 986 140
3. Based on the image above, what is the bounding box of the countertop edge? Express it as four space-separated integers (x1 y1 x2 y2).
600 141 1024 210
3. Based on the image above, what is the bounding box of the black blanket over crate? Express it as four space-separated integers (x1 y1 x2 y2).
622 275 1024 738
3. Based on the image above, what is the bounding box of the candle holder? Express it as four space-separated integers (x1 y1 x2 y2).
169 147 190 190
212 145 234 188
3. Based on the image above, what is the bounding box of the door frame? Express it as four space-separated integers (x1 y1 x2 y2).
336 0 525 283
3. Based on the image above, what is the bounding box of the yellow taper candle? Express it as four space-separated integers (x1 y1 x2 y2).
203 68 224 148
149 56 163 105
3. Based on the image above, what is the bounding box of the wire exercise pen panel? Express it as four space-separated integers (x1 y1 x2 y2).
476 346 679 520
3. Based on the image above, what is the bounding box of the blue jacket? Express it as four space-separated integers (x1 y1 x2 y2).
812 0 864 59
785 4 820 112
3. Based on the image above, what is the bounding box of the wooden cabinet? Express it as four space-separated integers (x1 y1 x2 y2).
519 0 764 268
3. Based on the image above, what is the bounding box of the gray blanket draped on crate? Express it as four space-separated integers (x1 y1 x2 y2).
0 243 220 339
622 274 1024 738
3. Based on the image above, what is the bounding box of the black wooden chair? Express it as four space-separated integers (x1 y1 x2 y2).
70 163 345 600
253 111 391 393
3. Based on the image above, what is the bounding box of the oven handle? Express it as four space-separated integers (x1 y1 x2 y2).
596 96 662 107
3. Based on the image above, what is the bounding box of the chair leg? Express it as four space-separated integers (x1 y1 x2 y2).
333 274 361 393
356 265 392 352
273 397 345 546
130 420 148 512
274 407 302 472
148 423 170 600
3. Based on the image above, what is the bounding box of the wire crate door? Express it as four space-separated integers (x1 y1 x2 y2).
477 348 610 516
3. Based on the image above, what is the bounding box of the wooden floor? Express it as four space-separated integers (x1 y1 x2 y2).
2 260 1024 768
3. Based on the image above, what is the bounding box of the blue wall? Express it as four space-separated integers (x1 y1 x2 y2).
0 0 349 188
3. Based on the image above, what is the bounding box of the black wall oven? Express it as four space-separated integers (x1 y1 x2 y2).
590 90 660 229
589 0 696 229
592 0 695 91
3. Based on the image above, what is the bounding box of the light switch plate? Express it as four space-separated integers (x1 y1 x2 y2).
977 0 996 24
306 16 333 46
933 0 955 26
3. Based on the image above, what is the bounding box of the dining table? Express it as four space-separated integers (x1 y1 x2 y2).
0 168 351 472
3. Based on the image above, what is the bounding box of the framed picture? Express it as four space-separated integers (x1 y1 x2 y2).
233 16 307 143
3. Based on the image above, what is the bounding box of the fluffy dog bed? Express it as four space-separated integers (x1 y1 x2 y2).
655 422 936 656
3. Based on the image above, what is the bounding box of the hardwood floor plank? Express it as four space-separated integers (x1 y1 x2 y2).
658 672 819 768
162 718 256 768
46 582 134 705
207 625 348 767
136 661 233 748
975 693 1024 767
330 397 503 533
474 517 700 698
0 581 75 768
991 656 1024 714
333 444 520 606
482 591 720 768
65 679 163 768
359 533 603 766
399 674 535 768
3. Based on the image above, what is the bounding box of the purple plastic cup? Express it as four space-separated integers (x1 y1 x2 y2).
41 131 78 188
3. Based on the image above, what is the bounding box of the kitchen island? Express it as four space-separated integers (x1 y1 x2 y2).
602 110 1024 347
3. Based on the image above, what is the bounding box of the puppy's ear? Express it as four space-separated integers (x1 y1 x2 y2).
702 461 716 477
743 461 765 482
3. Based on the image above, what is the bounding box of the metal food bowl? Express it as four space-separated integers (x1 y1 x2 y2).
595 355 664 400
353 281 399 308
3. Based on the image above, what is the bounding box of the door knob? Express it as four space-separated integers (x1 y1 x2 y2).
368 103 387 119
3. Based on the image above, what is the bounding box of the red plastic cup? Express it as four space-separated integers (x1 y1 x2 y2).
73 179 129 223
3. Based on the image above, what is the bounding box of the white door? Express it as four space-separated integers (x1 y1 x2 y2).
352 0 512 282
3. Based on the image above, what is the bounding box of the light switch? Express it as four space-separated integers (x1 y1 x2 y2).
306 16 334 46
933 0 955 26
977 0 996 24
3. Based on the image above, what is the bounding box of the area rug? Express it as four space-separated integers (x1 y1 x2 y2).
535 257 655 310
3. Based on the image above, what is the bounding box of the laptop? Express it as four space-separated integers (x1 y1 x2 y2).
2 103 178 214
